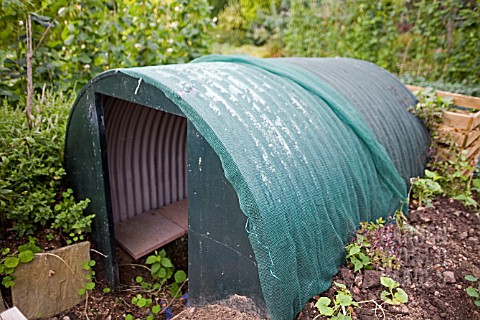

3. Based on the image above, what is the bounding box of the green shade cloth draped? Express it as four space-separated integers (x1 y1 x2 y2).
121 55 428 319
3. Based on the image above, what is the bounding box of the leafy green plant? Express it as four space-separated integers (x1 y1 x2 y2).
465 275 480 308
411 170 443 207
410 90 478 209
0 0 215 103
284 1 479 87
345 236 372 273
126 294 163 320
146 249 175 284
170 270 187 298
380 276 408 305
125 252 187 319
0 237 41 288
78 259 96 296
136 249 188 298
51 188 93 244
0 92 92 241
409 88 451 134
315 282 358 320
346 218 400 273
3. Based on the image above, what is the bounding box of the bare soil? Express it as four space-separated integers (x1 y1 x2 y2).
1 197 479 319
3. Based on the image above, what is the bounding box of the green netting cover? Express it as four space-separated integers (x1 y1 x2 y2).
121 55 428 319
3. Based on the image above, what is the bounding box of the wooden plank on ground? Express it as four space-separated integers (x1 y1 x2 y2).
155 199 188 232
115 199 188 260
406 85 480 110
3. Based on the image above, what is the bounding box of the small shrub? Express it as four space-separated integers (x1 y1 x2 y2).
0 91 92 241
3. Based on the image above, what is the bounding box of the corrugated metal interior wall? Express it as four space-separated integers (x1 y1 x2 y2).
103 95 187 223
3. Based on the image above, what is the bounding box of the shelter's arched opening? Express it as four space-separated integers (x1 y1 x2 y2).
102 95 188 259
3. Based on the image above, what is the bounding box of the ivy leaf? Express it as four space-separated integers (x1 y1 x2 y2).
18 250 34 263
4 257 19 269
152 305 161 314
174 270 187 283
85 282 95 290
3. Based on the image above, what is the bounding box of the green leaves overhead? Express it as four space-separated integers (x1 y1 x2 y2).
1 0 215 103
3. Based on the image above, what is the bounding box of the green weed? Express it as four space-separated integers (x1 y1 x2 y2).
465 275 480 309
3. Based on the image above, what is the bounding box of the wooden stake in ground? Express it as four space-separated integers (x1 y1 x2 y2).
26 14 33 128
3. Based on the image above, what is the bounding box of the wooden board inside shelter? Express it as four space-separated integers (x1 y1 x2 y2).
115 199 188 259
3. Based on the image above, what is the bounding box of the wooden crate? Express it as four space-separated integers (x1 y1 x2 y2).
406 85 480 172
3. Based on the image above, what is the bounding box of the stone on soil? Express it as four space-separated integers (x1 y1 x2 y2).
11 242 90 319
442 271 456 284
